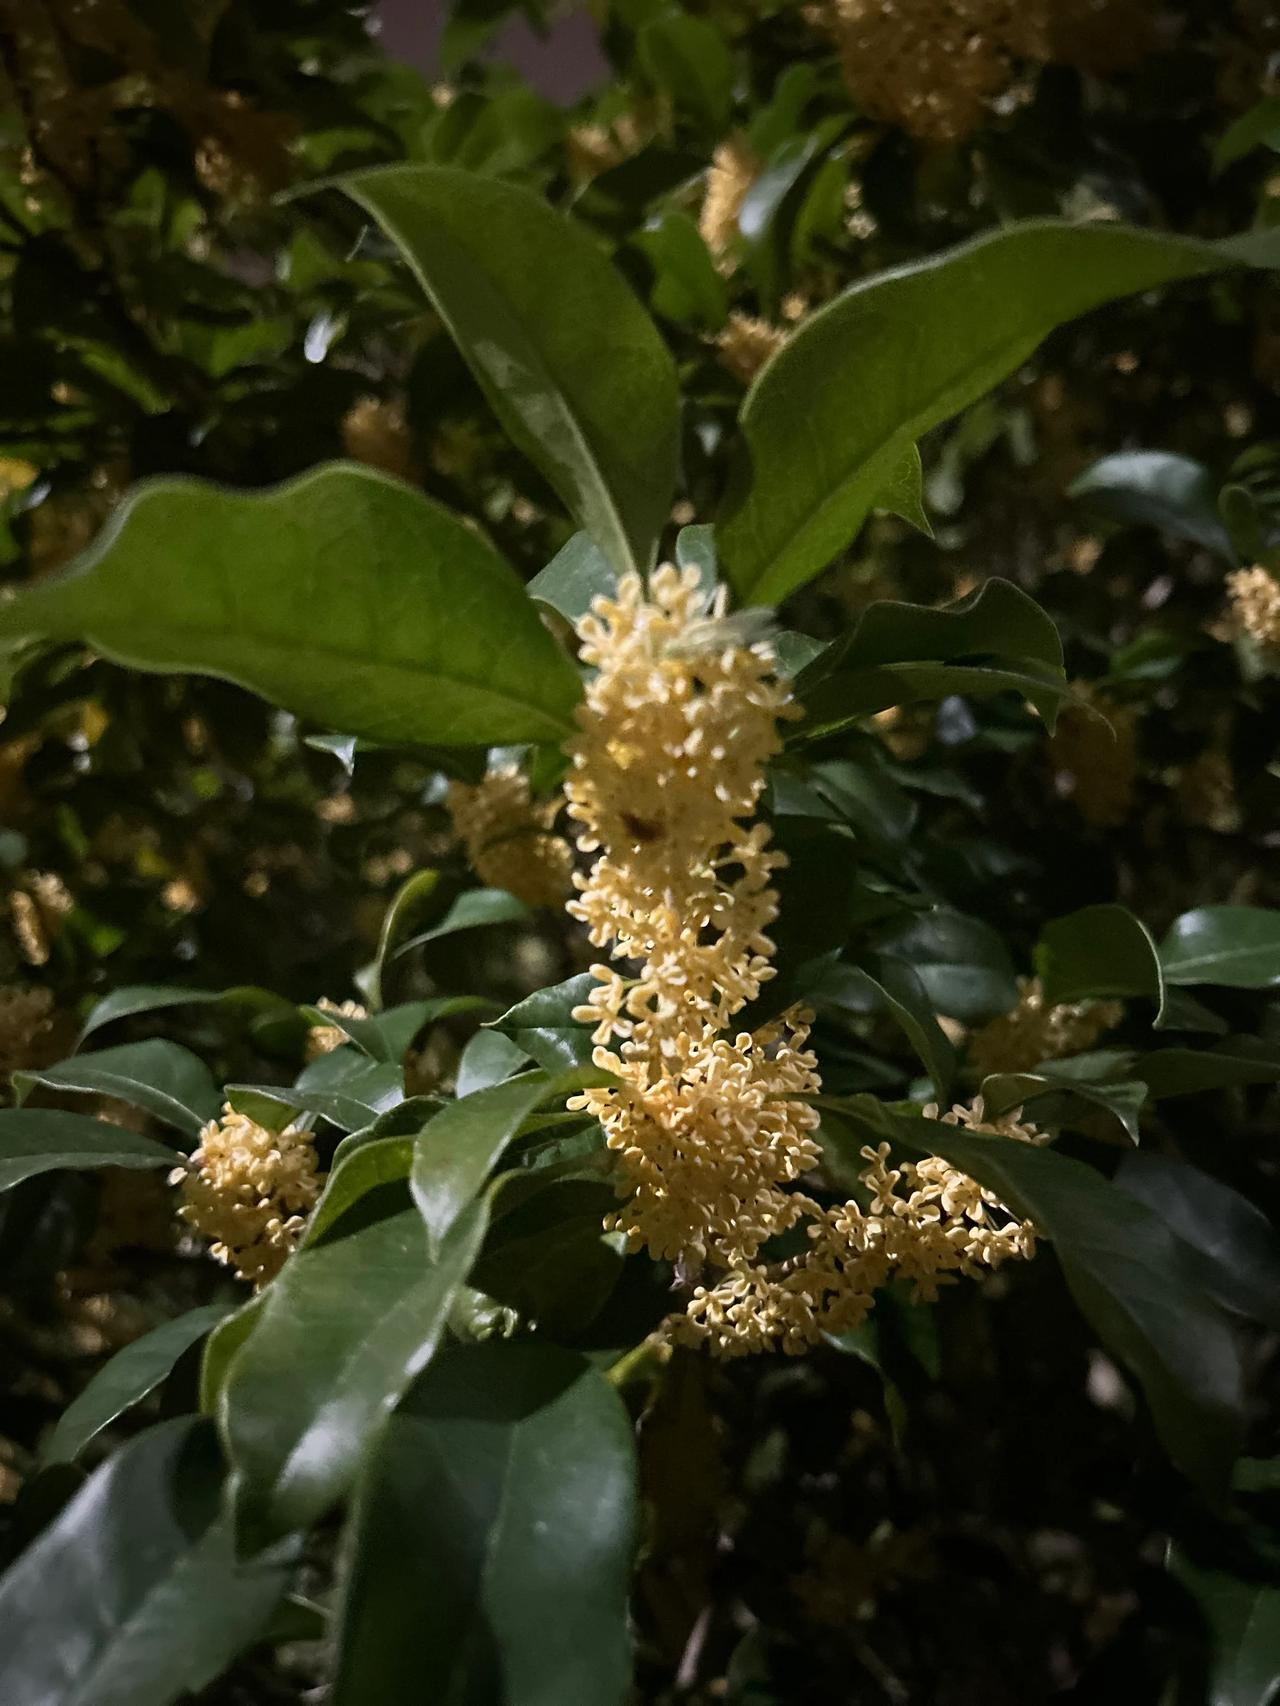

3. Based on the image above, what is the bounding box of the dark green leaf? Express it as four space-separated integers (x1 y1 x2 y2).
1036 903 1165 1017
456 1029 532 1097
0 1419 296 1706
14 1039 220 1138
301 997 490 1064
871 908 1018 1024
363 868 444 1011
44 1305 232 1466
980 1056 1147 1145
340 165 680 577
491 973 598 1072
1161 907 1280 989
412 1071 553 1258
77 984 222 1044
1070 450 1232 554
333 1342 635 1706
527 532 617 622
1137 1045 1280 1098
1215 93 1280 170
221 1195 488 1547
0 466 581 746
0 1108 177 1191
638 12 733 134
811 957 956 1095
634 210 728 332
721 221 1280 603
395 887 530 957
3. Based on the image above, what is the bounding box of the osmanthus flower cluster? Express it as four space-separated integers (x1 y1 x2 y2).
563 566 1041 1356
446 764 574 909
172 1104 323 1289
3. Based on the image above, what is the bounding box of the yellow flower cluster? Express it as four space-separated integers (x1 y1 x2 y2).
446 765 574 908
1228 565 1280 656
968 976 1123 1078
0 984 54 1077
172 1104 323 1288
716 312 790 384
820 0 1150 144
563 567 1041 1355
305 996 367 1061
340 396 415 482
699 138 760 267
9 872 73 967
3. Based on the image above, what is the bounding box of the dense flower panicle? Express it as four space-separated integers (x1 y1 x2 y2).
172 1104 323 1288
968 976 1123 1078
1049 685 1138 828
1228 565 1280 655
564 567 1041 1356
305 996 367 1061
446 765 574 908
699 138 759 265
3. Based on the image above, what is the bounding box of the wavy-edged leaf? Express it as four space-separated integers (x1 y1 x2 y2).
340 165 680 577
333 1342 636 1706
721 221 1280 603
0 465 581 746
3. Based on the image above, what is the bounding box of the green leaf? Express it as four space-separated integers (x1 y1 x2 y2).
340 165 680 577
795 660 1073 738
44 1305 232 1466
824 1098 1243 1492
1036 904 1165 1018
0 1108 177 1191
1215 93 1280 171
456 1029 532 1097
332 1342 636 1706
1070 450 1232 555
810 957 956 1096
1137 1045 1280 1098
675 522 720 598
980 1057 1147 1145
77 984 222 1044
491 973 598 1072
0 465 581 746
870 908 1018 1025
395 887 531 957
527 532 617 623
720 220 1280 604
634 210 728 332
220 1195 488 1547
1172 1552 1280 1706
0 1418 297 1706
14 1039 220 1138
412 1071 553 1259
304 1136 415 1246
1116 1153 1280 1332
363 868 444 1012
1161 907 1280 989
638 12 733 135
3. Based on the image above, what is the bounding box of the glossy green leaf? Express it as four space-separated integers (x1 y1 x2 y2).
871 908 1018 1024
824 1098 1244 1491
456 1028 532 1097
1116 1153 1280 1332
527 532 617 622
340 165 680 577
44 1305 232 1466
303 1136 415 1246
0 1108 176 1191
0 465 581 746
1036 903 1165 1017
1161 906 1280 989
491 973 598 1072
0 1418 296 1706
721 221 1280 604
362 868 444 1011
810 957 956 1096
980 1056 1147 1145
332 1342 636 1706
77 984 222 1044
14 1039 220 1138
1070 450 1232 554
412 1071 553 1258
300 997 490 1064
395 887 531 956
220 1194 488 1547
1137 1044 1280 1098
1172 1554 1280 1706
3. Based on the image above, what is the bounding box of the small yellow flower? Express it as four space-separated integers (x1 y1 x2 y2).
306 997 368 1062
446 766 573 909
968 977 1122 1078
1227 565 1280 656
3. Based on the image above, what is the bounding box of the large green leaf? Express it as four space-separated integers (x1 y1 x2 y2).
340 165 680 577
0 1418 296 1706
809 957 956 1096
219 1192 488 1547
1035 903 1165 1018
0 465 581 746
14 1039 220 1139
824 1099 1244 1491
332 1342 636 1706
721 221 1280 603
411 1070 553 1258
491 974 598 1072
1161 906 1280 989
0 1108 177 1191
44 1305 232 1466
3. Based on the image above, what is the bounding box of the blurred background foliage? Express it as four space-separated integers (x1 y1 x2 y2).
2 2 1280 1702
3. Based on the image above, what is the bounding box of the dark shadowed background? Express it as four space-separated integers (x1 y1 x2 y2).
375 0 607 100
